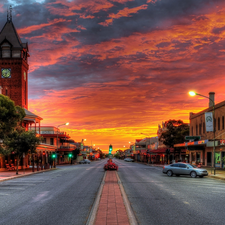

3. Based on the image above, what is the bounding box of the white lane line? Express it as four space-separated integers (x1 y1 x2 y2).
0 187 25 190
32 191 49 202
86 167 94 170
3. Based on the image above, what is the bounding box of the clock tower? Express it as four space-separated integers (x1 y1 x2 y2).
0 6 29 109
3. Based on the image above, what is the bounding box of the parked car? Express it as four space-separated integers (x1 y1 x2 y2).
79 159 91 164
124 158 134 162
162 163 208 178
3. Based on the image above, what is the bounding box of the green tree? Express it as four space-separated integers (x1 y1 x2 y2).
0 95 25 155
7 129 42 174
159 119 189 148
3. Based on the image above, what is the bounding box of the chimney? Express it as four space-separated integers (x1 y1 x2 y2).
209 92 215 108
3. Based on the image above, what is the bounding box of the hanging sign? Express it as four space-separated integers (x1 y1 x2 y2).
205 112 213 132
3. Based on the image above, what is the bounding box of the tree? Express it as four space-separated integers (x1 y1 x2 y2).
159 119 189 147
159 119 189 162
6 129 42 174
0 95 25 155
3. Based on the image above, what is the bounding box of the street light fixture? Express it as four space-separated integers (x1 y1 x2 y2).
56 122 69 168
189 91 215 174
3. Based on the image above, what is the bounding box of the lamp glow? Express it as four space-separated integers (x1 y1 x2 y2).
189 91 196 96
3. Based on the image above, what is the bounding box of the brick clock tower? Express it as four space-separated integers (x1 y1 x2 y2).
0 6 29 109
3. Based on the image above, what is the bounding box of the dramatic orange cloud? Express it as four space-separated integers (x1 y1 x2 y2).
99 4 148 26
2 0 224 152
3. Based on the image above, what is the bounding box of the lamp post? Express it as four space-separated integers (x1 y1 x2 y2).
189 91 215 174
56 122 69 168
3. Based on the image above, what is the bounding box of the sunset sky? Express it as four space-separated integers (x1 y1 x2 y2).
1 0 225 152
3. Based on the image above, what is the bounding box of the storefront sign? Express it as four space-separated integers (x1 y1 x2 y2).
205 112 213 132
220 140 225 145
186 150 189 154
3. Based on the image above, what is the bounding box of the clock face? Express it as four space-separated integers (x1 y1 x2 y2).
1 68 11 78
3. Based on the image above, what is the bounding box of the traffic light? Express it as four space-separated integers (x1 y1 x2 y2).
52 152 56 158
68 153 72 158
109 144 113 154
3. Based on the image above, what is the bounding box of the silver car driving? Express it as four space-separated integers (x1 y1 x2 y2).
162 163 208 178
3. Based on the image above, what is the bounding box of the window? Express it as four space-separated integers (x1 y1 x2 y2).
1 42 11 58
5 89 7 96
179 164 186 168
43 138 46 144
199 124 201 135
218 117 220 130
214 118 216 131
171 164 179 167
196 125 198 135
50 138 54 145
222 116 224 130
203 122 205 133
191 126 193 136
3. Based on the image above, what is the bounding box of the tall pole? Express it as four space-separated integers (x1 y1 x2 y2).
213 103 215 175
55 128 58 168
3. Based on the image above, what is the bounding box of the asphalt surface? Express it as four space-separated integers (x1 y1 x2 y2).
0 160 106 225
115 159 225 225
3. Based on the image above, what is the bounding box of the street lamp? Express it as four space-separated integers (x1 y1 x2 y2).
56 122 69 168
189 91 215 174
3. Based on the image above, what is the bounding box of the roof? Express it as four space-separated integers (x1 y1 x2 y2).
0 21 23 49
23 108 43 121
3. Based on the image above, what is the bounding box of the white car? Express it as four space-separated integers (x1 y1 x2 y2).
124 158 134 162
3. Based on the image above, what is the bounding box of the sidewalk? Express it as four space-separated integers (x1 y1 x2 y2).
94 171 130 225
0 168 56 182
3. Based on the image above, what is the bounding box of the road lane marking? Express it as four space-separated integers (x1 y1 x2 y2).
32 191 49 202
184 201 190 205
86 167 94 170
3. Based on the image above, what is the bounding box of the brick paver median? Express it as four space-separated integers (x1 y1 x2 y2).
95 171 130 225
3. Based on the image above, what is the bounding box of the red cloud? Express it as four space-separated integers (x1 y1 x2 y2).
99 4 148 26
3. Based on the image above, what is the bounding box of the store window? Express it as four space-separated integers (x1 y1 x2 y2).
50 138 54 145
222 116 224 130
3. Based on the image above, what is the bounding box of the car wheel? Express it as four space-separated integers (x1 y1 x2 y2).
167 170 173 177
190 171 197 178
175 174 180 177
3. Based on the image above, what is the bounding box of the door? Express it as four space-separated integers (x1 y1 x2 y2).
178 164 189 175
207 152 212 166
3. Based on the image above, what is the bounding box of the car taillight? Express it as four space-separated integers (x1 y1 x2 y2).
163 166 165 169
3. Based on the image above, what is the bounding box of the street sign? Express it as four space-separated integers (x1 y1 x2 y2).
185 136 201 141
186 150 189 154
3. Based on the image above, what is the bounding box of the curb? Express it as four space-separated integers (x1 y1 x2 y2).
208 174 225 181
0 168 57 183
116 172 138 225
86 171 106 225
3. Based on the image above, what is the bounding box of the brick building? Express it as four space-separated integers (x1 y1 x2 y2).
0 8 55 170
175 92 225 168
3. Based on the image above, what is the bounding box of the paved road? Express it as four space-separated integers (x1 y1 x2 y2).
115 159 225 225
0 160 106 225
